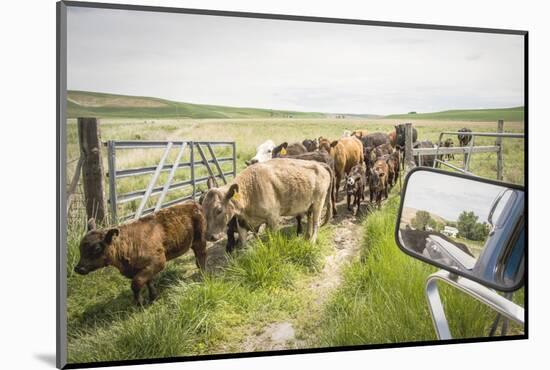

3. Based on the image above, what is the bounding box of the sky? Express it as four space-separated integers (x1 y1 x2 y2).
402 171 508 222
67 7 525 115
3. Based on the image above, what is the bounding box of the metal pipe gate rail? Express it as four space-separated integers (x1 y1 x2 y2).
106 140 237 223
406 121 524 180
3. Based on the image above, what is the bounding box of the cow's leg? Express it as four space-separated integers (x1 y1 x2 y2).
236 222 248 248
335 173 342 202
132 260 164 305
304 209 313 240
347 191 352 211
309 201 323 243
225 217 238 253
147 281 158 302
192 240 207 271
296 215 303 235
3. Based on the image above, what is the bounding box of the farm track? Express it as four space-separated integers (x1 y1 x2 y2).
214 190 386 353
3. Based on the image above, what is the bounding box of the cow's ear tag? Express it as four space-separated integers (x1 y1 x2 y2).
280 148 287 156
232 191 241 201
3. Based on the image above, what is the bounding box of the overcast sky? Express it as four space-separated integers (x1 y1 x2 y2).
402 171 508 222
67 7 525 115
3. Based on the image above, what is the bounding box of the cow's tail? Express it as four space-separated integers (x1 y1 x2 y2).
322 163 334 226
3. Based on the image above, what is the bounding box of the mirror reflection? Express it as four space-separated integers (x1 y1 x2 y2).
398 170 524 290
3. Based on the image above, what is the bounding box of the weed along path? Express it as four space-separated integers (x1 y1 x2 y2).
234 198 365 353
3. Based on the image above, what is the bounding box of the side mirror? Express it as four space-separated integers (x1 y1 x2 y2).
395 168 525 292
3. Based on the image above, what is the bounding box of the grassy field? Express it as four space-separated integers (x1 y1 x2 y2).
65 116 525 364
386 106 524 122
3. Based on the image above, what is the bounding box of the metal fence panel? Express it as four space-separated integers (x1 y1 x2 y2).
106 140 236 224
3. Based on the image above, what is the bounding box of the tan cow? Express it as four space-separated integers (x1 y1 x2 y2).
326 136 364 201
201 158 333 244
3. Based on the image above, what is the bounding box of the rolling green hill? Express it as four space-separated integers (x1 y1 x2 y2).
67 90 524 121
67 90 326 119
385 106 524 122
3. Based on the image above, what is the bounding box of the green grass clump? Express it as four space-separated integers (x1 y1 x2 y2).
316 195 524 347
226 231 327 290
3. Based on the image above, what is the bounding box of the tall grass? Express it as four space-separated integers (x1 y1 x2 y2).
316 196 524 346
66 225 331 363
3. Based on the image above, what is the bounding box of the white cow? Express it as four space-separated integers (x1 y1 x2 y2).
245 140 275 166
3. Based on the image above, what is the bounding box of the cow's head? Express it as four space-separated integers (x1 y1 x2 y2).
369 168 380 188
346 175 356 195
245 140 275 166
302 139 318 152
328 140 341 155
318 137 331 153
272 142 289 158
202 181 241 241
395 124 406 144
74 218 119 275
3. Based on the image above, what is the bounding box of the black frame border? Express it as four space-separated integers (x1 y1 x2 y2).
57 1 529 369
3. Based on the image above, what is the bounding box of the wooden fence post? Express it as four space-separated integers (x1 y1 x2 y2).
405 122 416 172
77 117 106 223
496 120 504 181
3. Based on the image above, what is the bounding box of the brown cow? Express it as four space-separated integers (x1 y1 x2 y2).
442 138 455 160
346 163 366 215
74 202 207 305
388 130 397 147
374 143 394 158
380 152 399 188
318 136 331 153
326 136 364 201
369 158 389 207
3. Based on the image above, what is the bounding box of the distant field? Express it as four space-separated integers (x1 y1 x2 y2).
385 106 524 122
67 90 326 119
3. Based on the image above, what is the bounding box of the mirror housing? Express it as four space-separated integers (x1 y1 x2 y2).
395 168 525 292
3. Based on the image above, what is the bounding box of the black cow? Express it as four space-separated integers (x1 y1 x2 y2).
394 123 418 148
302 139 318 152
457 128 472 147
272 142 307 158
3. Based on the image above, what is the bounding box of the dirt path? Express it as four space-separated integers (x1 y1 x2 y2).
240 197 366 352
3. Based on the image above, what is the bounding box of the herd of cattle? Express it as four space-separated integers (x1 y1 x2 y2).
73 124 474 305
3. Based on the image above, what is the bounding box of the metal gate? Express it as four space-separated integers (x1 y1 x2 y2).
106 140 236 223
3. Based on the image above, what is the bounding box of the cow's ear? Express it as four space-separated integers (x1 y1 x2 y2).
87 218 96 232
225 184 239 202
281 142 288 149
330 140 339 148
104 228 119 245
207 176 218 190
